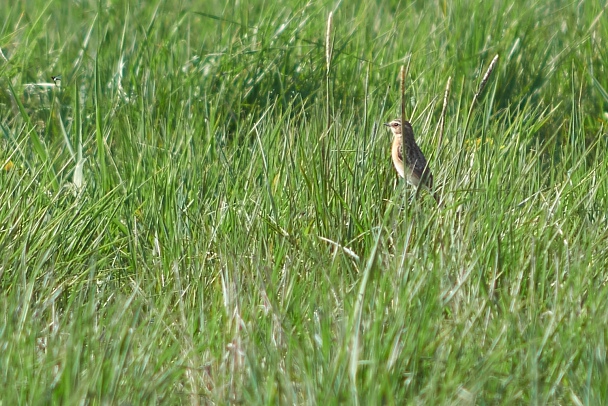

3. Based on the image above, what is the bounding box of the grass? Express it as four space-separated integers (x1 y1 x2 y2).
1 0 608 404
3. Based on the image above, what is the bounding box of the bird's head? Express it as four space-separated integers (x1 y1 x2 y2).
384 119 415 138
383 119 402 136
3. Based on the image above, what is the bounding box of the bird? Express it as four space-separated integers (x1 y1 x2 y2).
384 119 440 204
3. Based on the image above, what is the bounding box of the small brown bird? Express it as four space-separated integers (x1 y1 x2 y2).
384 119 439 204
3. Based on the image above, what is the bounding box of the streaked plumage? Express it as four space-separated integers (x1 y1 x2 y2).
384 119 439 204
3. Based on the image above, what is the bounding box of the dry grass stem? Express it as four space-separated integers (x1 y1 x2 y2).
464 54 499 136
476 54 499 98
400 65 406 126
326 12 333 74
438 75 452 151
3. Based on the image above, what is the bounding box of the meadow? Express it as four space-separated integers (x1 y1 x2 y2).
1 0 607 404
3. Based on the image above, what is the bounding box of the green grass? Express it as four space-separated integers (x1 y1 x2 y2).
1 0 608 404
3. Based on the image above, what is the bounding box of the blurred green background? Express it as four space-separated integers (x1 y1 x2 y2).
1 0 607 404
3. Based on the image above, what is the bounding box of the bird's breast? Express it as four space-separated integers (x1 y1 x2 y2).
391 137 406 179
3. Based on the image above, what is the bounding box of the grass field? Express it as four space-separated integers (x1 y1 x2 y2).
1 0 608 404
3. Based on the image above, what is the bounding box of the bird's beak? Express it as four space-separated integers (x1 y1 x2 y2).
383 123 390 127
